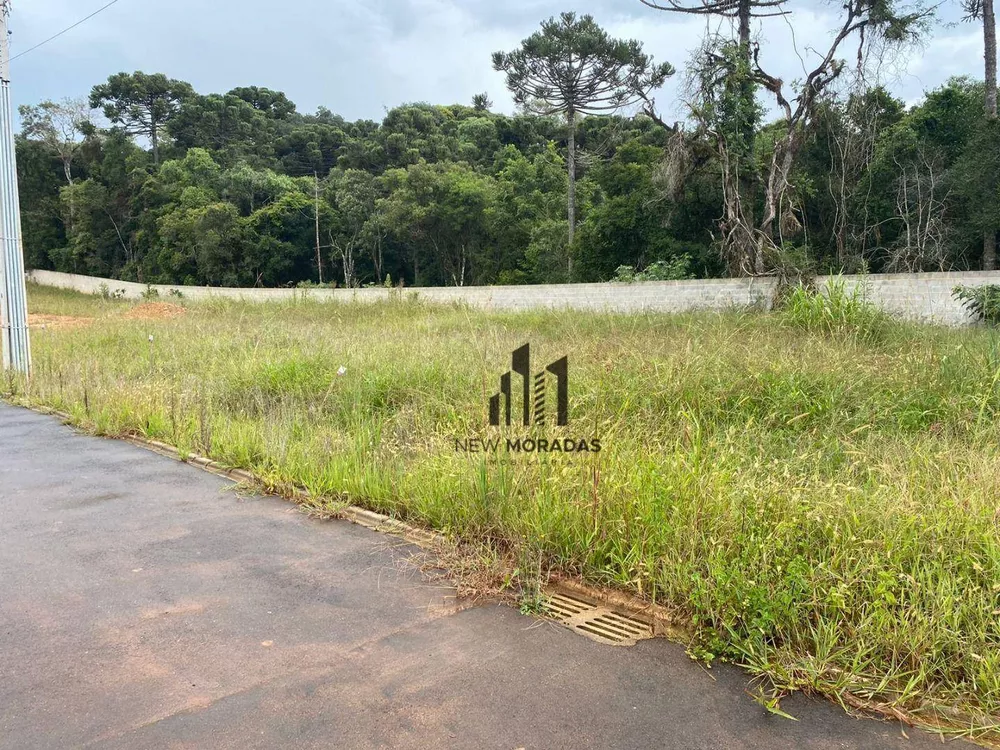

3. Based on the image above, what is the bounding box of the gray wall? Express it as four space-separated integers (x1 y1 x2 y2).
27 269 1000 326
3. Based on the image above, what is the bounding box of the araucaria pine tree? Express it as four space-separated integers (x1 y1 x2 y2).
493 13 674 279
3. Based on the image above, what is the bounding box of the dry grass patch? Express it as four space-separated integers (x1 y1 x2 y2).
28 314 93 330
124 302 187 321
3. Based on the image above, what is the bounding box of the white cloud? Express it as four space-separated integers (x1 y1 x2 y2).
370 0 521 113
7 0 991 123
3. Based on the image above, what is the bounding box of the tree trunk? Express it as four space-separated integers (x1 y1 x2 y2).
151 124 160 167
734 0 758 275
986 0 998 118
63 161 75 231
371 232 384 284
759 132 796 273
342 248 354 288
984 0 997 270
314 173 324 284
738 0 751 47
566 107 576 281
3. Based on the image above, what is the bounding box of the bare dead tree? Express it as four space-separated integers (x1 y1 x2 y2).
750 1 926 249
821 84 901 269
18 98 93 186
888 144 952 272
677 32 766 275
643 0 928 276
327 227 357 289
644 0 787 275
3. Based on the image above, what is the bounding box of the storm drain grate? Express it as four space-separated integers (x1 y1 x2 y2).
542 592 653 646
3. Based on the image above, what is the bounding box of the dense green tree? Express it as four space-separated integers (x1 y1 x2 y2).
954 119 1000 269
227 87 297 119
55 130 148 278
221 162 298 215
244 188 317 284
490 144 569 283
276 121 348 176
382 161 498 286
16 137 66 269
577 141 692 279
168 93 275 167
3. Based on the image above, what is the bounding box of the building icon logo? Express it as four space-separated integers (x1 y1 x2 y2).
489 343 568 427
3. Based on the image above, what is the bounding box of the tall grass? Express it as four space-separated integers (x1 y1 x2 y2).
779 276 889 343
9 283 1000 739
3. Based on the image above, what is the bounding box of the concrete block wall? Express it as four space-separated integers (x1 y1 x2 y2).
26 269 1000 326
838 272 1000 326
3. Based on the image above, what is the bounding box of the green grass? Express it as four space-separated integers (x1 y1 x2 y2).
25 283 132 317
10 282 1000 741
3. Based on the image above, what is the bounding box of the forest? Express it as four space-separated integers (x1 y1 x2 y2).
14 1 1000 289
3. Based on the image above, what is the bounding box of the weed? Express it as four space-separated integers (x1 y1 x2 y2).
96 282 127 301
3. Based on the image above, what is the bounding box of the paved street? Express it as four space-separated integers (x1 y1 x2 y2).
0 404 952 749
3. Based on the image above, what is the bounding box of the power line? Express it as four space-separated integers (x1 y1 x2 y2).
10 0 122 63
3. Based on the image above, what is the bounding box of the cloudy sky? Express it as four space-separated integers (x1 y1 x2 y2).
9 0 988 123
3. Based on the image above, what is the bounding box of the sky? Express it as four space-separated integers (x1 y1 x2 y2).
8 0 989 125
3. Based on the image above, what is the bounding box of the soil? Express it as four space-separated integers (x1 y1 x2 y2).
28 314 94 330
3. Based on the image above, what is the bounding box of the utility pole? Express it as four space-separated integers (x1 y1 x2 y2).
0 0 30 373
314 172 323 285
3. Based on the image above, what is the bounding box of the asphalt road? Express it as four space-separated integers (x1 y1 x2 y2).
0 404 954 749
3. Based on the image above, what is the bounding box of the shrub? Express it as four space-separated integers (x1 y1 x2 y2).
953 284 1000 325
613 255 693 282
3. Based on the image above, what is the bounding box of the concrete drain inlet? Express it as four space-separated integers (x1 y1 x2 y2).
543 591 654 646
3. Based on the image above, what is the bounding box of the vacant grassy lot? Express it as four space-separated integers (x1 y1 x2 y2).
9 282 1000 739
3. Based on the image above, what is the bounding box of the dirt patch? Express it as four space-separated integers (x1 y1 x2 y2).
28 314 93 330
124 302 187 321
